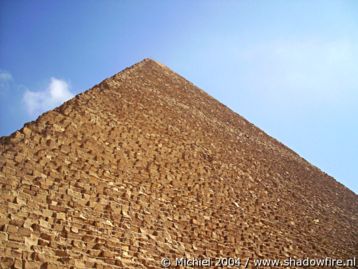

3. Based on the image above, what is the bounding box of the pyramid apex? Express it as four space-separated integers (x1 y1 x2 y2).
138 58 168 68
114 58 171 78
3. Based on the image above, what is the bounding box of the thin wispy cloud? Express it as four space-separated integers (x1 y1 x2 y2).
0 70 13 94
0 70 13 82
23 78 74 116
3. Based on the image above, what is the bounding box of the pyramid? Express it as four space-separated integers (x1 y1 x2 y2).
0 59 357 268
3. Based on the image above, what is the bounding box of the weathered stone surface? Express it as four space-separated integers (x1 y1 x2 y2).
0 59 357 268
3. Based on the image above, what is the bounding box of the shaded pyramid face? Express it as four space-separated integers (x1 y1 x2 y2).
0 59 357 268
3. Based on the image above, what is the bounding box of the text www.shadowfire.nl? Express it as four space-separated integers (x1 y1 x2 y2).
161 257 357 268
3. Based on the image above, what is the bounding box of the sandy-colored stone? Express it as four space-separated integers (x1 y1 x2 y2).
0 59 357 268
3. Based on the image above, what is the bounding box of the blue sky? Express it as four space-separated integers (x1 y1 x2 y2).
0 0 357 193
